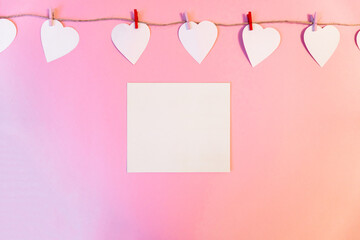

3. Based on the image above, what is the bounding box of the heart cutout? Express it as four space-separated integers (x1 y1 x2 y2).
41 20 79 62
178 21 218 64
0 19 17 53
304 25 340 67
111 23 150 64
242 23 281 67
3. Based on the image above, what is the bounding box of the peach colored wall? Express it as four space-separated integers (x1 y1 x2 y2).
1 0 360 239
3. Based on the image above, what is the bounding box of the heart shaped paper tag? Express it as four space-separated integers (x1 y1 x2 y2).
41 20 79 62
242 23 281 67
111 22 150 64
178 21 218 64
304 25 340 67
0 19 17 53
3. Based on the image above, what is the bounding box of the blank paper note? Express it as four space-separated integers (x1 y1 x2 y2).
127 83 230 172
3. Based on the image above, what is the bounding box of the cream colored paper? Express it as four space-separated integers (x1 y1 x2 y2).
127 83 230 172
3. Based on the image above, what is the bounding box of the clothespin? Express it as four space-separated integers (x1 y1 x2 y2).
247 11 253 30
134 9 139 29
184 12 191 30
48 8 54 26
312 12 317 31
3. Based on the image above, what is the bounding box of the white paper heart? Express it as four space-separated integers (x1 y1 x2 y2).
304 25 340 67
41 20 79 63
111 22 150 64
0 19 17 53
178 21 218 64
242 23 281 67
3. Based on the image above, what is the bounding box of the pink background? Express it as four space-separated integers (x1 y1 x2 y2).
1 0 360 239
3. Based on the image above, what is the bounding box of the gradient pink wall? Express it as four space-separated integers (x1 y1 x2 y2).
1 0 360 239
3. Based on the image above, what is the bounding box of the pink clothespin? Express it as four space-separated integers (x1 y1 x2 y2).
184 12 191 30
134 9 139 29
48 8 54 26
312 12 317 31
247 11 253 30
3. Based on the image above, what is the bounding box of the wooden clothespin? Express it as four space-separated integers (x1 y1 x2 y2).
48 8 55 26
312 12 317 31
247 11 253 30
134 9 139 29
184 12 191 30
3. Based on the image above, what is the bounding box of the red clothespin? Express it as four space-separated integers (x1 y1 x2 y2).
312 12 317 31
184 12 191 30
48 8 54 26
247 11 253 30
134 9 139 29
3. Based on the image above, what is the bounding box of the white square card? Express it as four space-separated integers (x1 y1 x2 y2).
127 83 230 172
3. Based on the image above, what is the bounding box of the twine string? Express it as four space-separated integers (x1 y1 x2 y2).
1 14 360 27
